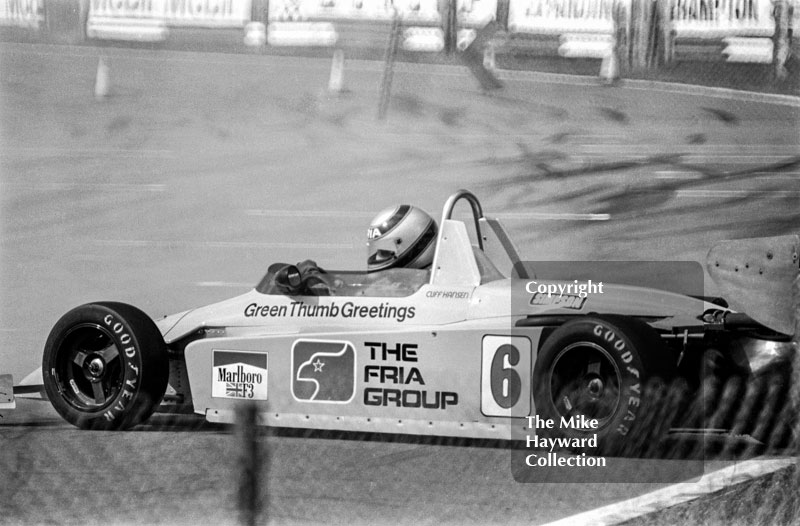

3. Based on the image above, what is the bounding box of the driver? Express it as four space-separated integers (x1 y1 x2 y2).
272 204 438 296
367 204 437 272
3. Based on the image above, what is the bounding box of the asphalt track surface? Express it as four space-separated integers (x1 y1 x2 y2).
1 42 799 525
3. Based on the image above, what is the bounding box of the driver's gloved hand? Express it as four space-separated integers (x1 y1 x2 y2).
296 260 334 296
296 259 324 277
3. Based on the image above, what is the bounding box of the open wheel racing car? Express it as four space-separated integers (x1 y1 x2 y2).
10 190 799 454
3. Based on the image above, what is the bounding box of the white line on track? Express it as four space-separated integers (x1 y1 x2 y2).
496 212 611 221
593 154 800 161
93 239 354 249
244 209 373 218
568 134 626 138
195 281 254 288
2 147 175 157
580 145 800 152
427 153 799 164
678 160 799 165
569 155 797 162
4 183 166 191
676 189 800 197
671 156 791 161
653 172 707 180
244 210 611 221
541 457 798 526
655 171 800 180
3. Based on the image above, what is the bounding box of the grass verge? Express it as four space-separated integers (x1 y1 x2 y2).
621 463 800 526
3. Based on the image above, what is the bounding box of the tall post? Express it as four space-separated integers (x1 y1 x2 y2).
236 403 262 526
792 269 800 487
630 0 646 69
378 13 401 120
773 0 790 81
613 0 629 75
495 0 509 30
45 0 88 43
656 0 674 65
445 0 458 55
251 0 269 22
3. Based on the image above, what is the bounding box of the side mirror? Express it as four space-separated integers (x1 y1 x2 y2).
274 265 303 294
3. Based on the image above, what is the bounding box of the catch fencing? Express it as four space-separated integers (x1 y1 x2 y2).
1 0 796 68
672 0 775 37
508 0 621 34
0 0 42 28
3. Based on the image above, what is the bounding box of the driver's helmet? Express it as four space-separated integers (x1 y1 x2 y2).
367 205 437 272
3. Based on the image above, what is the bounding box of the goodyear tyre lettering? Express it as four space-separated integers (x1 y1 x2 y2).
534 316 675 455
42 302 168 430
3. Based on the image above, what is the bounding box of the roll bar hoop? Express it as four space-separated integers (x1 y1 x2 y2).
440 189 484 251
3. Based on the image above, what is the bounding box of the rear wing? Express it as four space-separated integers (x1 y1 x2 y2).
707 234 800 335
0 374 15 410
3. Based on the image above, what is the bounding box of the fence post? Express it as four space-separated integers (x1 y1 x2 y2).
378 13 401 120
79 0 89 40
610 0 628 78
236 403 263 526
655 0 673 65
444 0 458 54
43 0 86 44
631 0 640 68
774 0 790 81
251 0 268 22
495 0 509 30
630 0 647 69
792 268 800 473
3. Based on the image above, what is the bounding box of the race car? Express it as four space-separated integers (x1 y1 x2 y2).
11 190 799 453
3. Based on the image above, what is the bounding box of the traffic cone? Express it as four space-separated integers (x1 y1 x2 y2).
328 49 345 93
599 47 619 84
94 56 110 100
243 22 267 47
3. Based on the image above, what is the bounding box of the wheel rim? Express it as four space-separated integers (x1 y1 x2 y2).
548 341 621 429
53 323 123 411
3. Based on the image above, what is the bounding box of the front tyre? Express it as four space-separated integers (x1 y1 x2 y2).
42 302 168 430
533 315 675 455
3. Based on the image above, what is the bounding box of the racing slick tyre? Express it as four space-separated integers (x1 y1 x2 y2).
533 315 676 456
42 302 169 430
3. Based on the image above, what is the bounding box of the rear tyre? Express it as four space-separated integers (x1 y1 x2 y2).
42 302 168 430
533 315 676 456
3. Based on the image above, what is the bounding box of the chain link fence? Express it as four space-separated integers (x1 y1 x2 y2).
1 0 798 94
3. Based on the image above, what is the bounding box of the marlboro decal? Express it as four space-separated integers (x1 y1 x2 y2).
212 350 268 400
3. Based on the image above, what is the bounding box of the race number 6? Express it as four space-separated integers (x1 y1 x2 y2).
480 335 532 417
